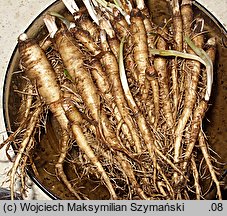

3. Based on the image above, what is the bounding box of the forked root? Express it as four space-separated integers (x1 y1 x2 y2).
55 131 82 199
2 0 221 200
191 156 201 200
63 100 117 199
10 106 42 200
198 132 222 200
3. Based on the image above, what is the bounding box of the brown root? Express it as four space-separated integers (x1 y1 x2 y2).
199 132 222 200
10 106 42 200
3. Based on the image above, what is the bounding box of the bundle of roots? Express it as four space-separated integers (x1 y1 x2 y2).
1 0 225 200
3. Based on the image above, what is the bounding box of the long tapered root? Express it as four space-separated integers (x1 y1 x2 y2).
10 106 42 200
199 132 222 200
2 0 223 200
55 131 82 199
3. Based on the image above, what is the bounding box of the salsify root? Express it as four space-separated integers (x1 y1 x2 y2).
198 132 222 200
100 30 143 154
9 106 42 200
130 8 150 100
45 13 150 199
173 22 204 183
18 34 84 198
182 100 208 173
62 100 117 199
191 155 201 200
45 14 150 199
2 0 223 200
44 16 120 198
154 36 174 129
55 130 83 199
171 0 182 117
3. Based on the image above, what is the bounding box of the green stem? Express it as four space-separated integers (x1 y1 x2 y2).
185 36 213 101
149 49 206 65
150 40 213 101
49 12 75 29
